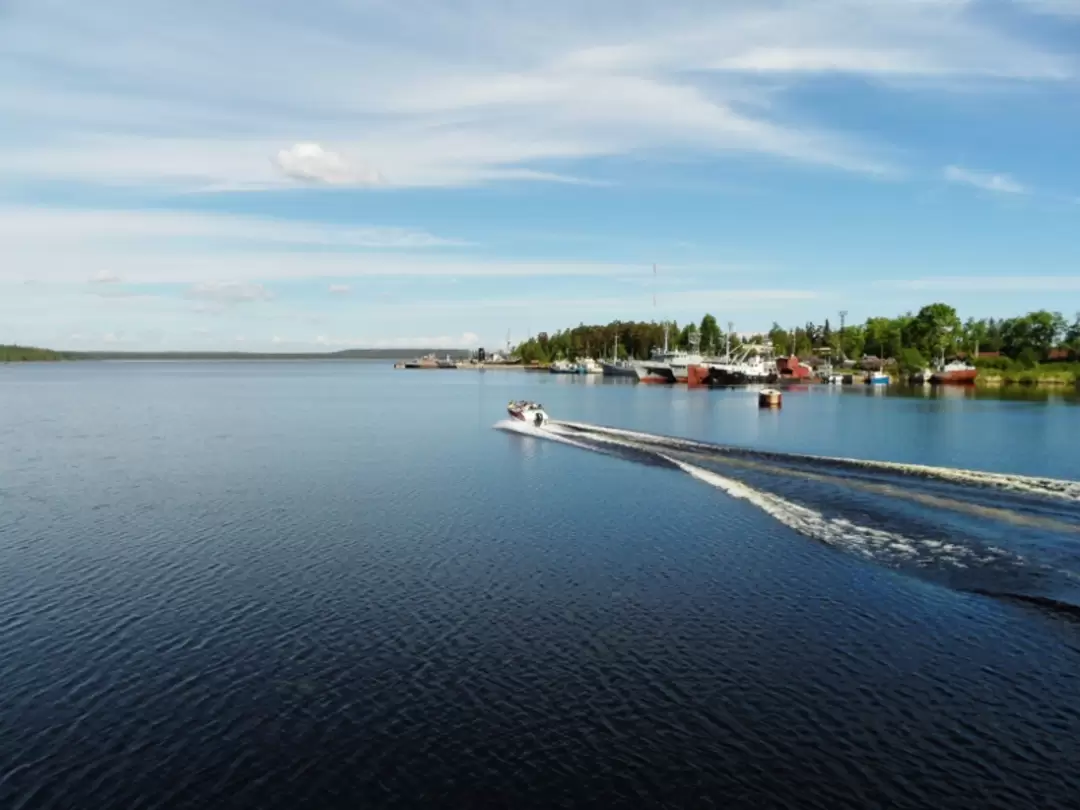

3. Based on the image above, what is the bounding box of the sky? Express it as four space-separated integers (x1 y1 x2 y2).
2 0 1079 352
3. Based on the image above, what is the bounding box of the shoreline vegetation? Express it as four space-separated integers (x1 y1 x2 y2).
0 346 465 362
5 301 1080 388
513 303 1080 388
1 345 73 362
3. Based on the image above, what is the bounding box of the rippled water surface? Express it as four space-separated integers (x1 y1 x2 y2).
2 362 1079 809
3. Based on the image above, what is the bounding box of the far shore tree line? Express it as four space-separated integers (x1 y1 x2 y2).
0 344 70 362
513 304 1080 374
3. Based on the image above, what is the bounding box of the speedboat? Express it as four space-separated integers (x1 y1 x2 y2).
507 400 550 426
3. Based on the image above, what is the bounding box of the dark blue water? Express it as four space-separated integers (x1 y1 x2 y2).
1 362 1078 809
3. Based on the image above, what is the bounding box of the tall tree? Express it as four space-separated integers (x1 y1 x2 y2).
1066 312 1080 354
906 303 961 360
768 323 790 355
865 317 893 358
699 314 721 355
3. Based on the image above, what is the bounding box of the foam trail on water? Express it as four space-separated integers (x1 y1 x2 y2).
544 421 1011 570
495 419 619 455
658 453 1016 570
555 421 1080 504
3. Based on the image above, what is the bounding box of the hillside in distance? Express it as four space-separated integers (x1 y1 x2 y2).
67 348 472 361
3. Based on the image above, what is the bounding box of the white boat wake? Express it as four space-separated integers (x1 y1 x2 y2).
533 421 1020 572
555 420 1080 504
498 418 1080 617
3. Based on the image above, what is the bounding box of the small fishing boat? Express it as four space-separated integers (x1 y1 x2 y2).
930 359 978 385
601 335 640 378
507 400 549 426
866 370 889 385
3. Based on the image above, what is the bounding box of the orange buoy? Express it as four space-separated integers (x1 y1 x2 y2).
758 388 782 408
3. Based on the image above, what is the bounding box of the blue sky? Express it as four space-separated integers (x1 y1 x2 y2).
2 0 1079 352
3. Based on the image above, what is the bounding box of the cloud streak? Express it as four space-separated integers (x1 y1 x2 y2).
943 165 1027 195
314 332 481 349
1 207 462 250
0 207 655 282
4 1 1072 191
187 281 273 305
877 275 1080 292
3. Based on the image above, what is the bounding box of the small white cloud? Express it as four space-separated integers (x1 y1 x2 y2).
271 335 284 343
191 327 212 335
90 270 123 284
235 335 246 342
274 143 383 186
102 332 123 343
943 165 1026 195
328 284 351 295
187 281 272 304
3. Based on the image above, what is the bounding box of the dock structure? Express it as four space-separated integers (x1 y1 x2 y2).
394 360 539 371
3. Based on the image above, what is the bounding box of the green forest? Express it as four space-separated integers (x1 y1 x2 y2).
514 304 1080 375
0 344 71 362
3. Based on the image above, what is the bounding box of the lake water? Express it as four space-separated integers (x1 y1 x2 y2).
1 362 1078 809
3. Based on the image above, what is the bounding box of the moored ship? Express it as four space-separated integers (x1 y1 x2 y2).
601 335 640 378
404 353 439 369
705 343 778 386
638 332 703 384
930 359 978 384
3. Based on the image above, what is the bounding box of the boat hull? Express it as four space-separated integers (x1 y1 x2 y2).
602 362 639 378
639 364 676 384
705 368 778 387
507 405 549 426
930 369 978 384
687 364 710 388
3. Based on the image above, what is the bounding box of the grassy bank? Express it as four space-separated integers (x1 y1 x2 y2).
975 361 1079 387
0 344 71 362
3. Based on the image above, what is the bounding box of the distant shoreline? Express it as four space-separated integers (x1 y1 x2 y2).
1 346 473 362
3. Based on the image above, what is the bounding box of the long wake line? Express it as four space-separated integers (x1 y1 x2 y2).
554 420 1080 504
497 418 1080 619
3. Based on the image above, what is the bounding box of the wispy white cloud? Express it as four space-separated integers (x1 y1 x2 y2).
314 332 481 349
394 288 818 314
1 207 462 250
4 1 1071 191
187 281 273 305
328 284 351 295
877 275 1080 292
0 207 645 282
943 165 1027 195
